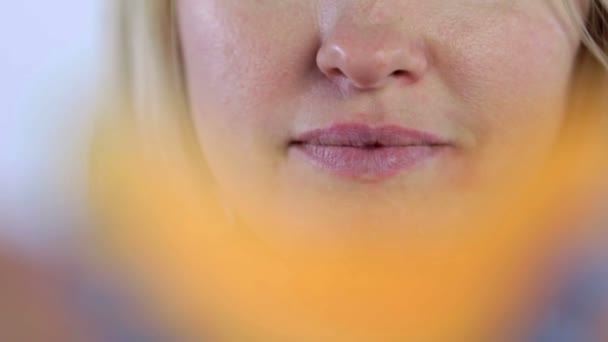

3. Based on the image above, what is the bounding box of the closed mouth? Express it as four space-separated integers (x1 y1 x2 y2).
289 123 452 180
290 124 449 148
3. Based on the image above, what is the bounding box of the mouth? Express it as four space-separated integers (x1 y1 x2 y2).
289 123 452 181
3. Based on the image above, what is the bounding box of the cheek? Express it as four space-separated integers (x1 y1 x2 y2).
178 1 320 198
179 1 317 130
436 8 577 132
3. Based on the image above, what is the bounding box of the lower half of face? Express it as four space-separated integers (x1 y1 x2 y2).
179 0 582 244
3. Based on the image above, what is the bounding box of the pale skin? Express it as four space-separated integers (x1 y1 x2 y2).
176 0 589 244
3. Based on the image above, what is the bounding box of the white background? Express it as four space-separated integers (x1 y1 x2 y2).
0 0 108 249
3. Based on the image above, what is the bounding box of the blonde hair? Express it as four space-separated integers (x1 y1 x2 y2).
108 0 608 161
566 0 608 69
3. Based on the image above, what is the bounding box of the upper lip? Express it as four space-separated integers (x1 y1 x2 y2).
290 123 450 148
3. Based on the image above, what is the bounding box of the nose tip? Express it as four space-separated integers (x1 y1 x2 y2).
316 33 429 90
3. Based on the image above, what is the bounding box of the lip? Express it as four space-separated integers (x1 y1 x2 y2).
289 123 451 180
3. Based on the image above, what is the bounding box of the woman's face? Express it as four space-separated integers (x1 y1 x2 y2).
177 0 584 241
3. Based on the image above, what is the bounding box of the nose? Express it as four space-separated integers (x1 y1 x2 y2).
316 20 430 90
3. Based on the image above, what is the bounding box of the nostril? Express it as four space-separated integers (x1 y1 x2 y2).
391 70 408 77
328 68 345 77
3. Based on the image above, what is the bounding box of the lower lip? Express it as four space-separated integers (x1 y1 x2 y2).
291 144 442 180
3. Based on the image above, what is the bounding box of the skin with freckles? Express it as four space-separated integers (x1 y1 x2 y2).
177 0 585 243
